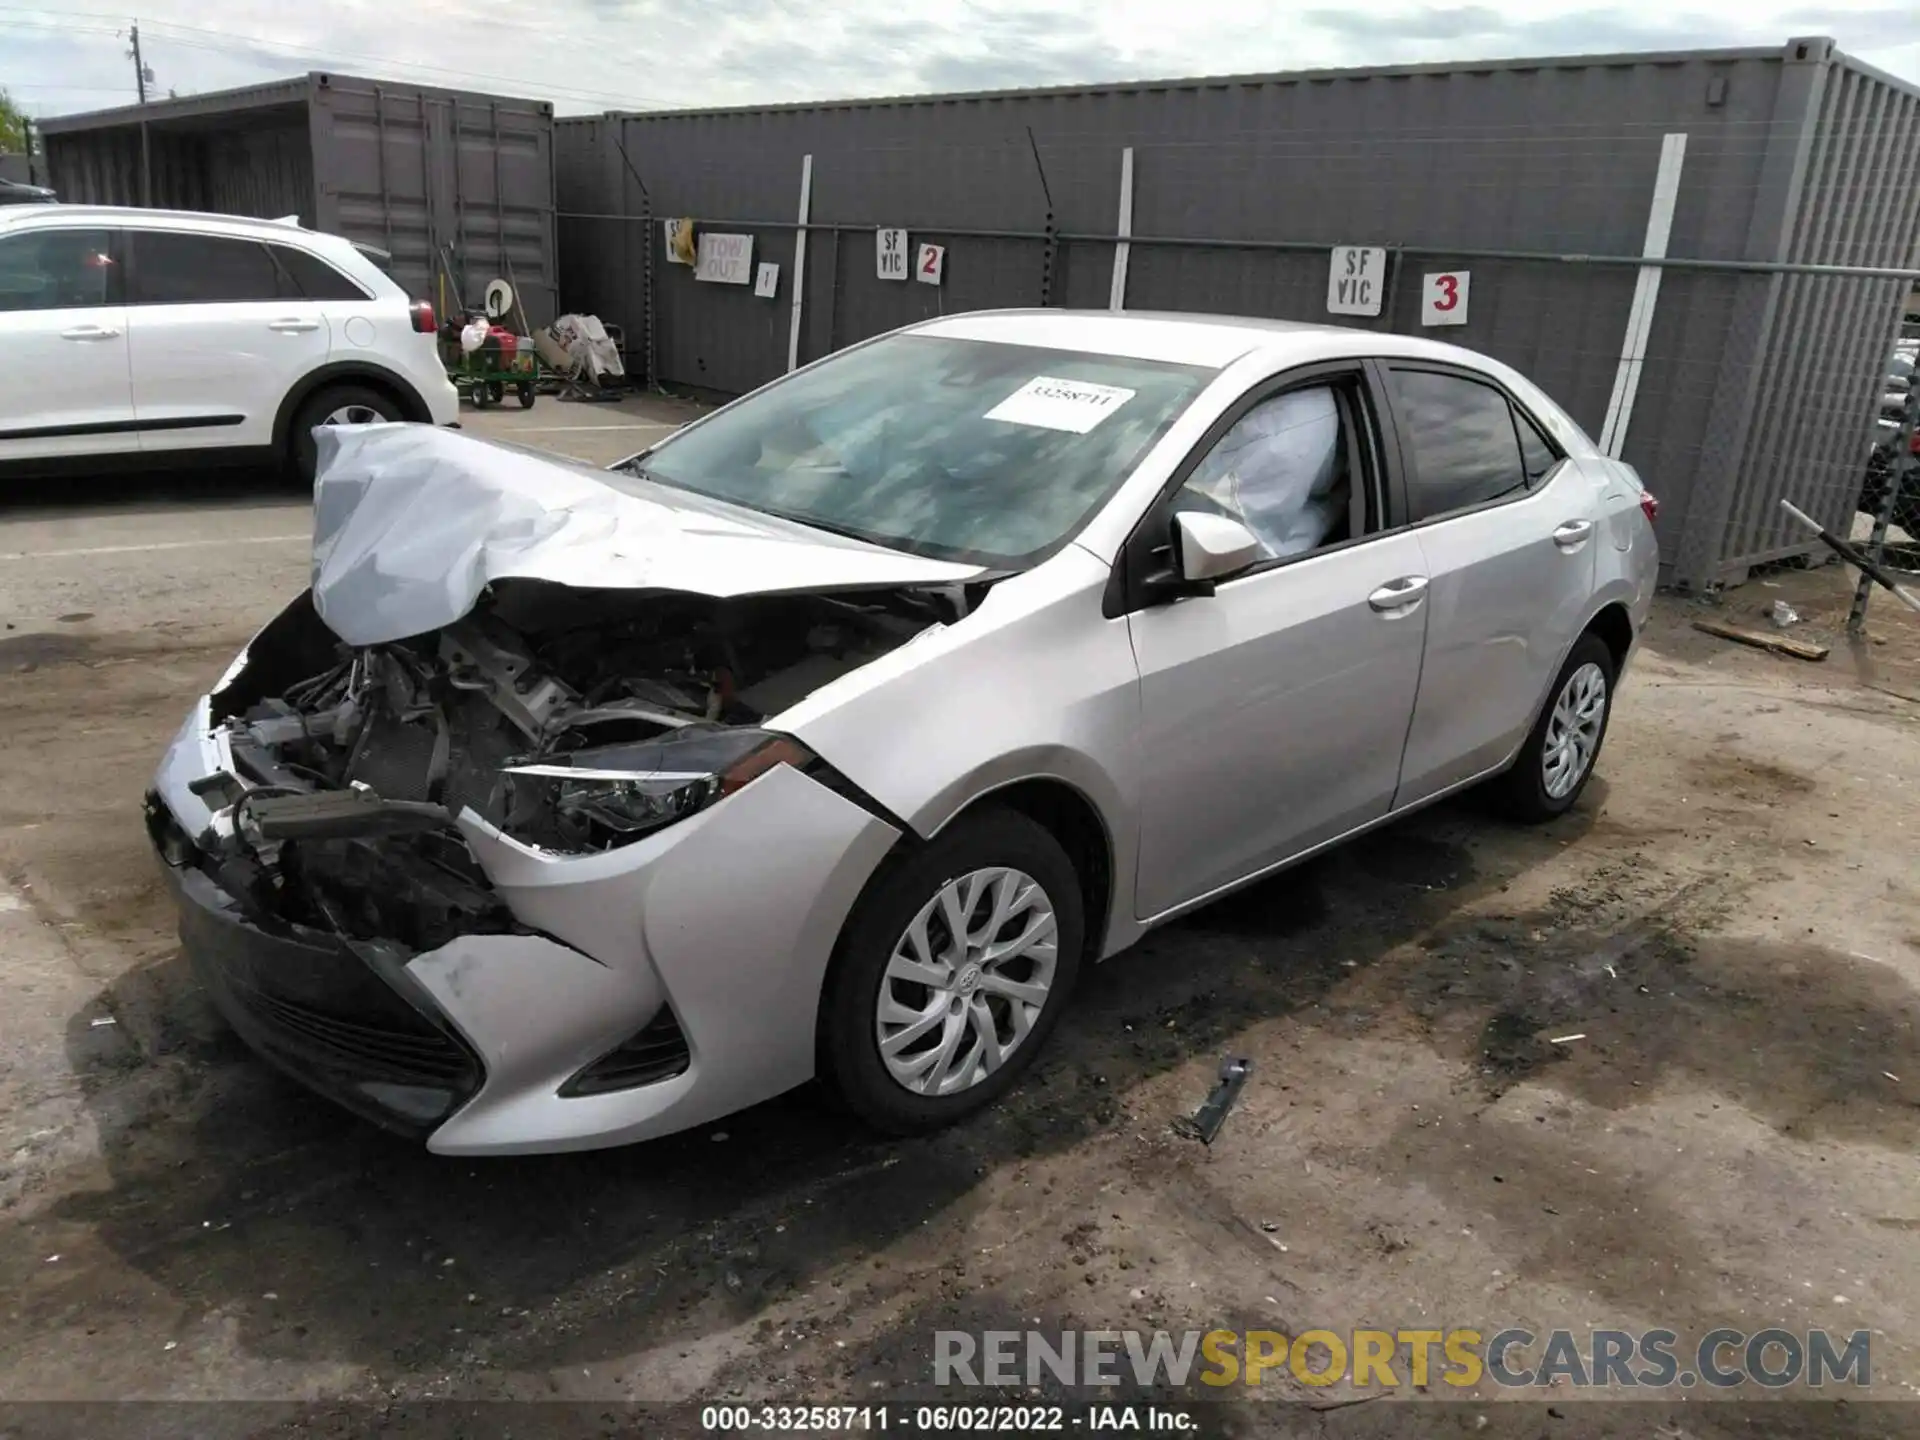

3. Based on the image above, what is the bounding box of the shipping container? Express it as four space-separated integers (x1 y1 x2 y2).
40 72 558 326
556 37 1920 588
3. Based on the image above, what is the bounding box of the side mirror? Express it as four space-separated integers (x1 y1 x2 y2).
1174 511 1262 588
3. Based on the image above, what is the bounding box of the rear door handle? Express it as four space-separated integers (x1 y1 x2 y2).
1553 519 1595 550
268 317 321 333
60 324 121 341
1368 575 1429 614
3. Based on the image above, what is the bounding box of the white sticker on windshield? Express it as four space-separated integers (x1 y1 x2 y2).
984 376 1136 434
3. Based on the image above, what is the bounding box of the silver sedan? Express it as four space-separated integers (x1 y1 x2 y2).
146 311 1658 1154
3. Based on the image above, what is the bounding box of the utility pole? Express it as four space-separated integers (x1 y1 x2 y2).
127 20 152 205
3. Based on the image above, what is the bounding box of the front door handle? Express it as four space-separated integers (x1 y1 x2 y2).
268 317 321 333
1368 575 1429 614
60 324 121 341
1553 519 1595 550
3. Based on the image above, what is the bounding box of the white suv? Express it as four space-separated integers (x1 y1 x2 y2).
0 205 459 480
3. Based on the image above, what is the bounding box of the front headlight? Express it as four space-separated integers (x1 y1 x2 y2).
503 727 813 852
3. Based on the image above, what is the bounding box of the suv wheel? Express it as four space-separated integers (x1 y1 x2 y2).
289 384 404 483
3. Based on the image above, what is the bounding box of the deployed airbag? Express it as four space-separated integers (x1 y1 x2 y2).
308 426 984 646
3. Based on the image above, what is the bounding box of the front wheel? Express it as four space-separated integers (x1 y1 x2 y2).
818 809 1084 1134
1487 633 1616 822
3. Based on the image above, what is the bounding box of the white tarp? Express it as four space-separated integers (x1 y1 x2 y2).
537 314 626 383
308 425 982 645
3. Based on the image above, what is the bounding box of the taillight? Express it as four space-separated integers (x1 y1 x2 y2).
1639 492 1660 526
410 300 436 334
1910 431 1919 456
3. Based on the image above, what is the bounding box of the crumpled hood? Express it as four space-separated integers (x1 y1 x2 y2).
308 424 985 644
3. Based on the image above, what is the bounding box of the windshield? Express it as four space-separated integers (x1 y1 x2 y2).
1891 353 1914 383
622 333 1215 566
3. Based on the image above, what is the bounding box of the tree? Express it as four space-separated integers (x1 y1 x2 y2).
0 87 30 154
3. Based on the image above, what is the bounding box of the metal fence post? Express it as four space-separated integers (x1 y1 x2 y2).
788 154 813 372
1850 385 1919 632
1109 146 1134 311
1601 132 1687 458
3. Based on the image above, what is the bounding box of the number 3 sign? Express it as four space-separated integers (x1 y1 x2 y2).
1422 271 1470 327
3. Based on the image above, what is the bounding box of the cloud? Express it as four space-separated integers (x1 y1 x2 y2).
6 0 1918 124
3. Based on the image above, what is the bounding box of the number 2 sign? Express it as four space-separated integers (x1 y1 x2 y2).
916 243 946 286
1422 271 1470 327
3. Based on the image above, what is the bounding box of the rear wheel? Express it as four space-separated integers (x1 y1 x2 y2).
818 809 1083 1134
1487 633 1616 822
517 382 537 409
289 384 404 483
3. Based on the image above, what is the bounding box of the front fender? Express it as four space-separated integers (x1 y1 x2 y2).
779 548 1146 957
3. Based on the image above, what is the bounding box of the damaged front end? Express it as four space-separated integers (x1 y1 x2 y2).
149 577 959 1137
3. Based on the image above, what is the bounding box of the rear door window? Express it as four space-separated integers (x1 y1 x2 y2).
1390 369 1530 522
130 231 281 305
1513 407 1561 485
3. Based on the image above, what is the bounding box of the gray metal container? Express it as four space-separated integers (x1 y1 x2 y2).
557 38 1920 588
41 73 558 326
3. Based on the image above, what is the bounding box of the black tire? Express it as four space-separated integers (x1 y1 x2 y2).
470 382 492 409
288 384 405 483
517 382 537 409
818 808 1084 1134
485 381 505 406
1486 632 1617 822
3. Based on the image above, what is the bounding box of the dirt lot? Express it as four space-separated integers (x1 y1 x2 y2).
1 402 1918 1429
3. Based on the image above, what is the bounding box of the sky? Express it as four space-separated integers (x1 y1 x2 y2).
4 1 1920 121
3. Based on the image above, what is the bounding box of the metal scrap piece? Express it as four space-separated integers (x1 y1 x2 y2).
1173 1056 1252 1145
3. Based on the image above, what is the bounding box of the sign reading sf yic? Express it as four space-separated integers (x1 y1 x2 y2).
877 228 910 280
1327 246 1386 317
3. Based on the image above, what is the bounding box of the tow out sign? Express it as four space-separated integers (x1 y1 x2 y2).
1327 246 1385 317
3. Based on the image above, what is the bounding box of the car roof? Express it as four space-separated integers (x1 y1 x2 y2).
0 204 342 249
912 308 1493 372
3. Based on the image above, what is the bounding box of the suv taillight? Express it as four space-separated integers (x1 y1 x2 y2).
1639 492 1660 526
410 300 436 335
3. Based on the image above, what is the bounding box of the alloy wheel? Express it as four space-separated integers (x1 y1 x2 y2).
1542 661 1607 799
876 866 1059 1097
323 404 385 426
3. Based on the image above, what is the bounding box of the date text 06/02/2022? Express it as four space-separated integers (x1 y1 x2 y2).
699 1404 1196 1431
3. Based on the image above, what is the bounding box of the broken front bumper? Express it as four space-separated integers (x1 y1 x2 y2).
148 697 901 1155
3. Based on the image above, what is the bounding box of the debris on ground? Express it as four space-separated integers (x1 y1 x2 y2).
1692 616 1829 662
1171 1057 1252 1145
1768 599 1802 628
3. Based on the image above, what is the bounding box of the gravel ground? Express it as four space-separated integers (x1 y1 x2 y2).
1 402 1917 1432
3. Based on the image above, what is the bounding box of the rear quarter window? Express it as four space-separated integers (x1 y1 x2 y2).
271 245 370 301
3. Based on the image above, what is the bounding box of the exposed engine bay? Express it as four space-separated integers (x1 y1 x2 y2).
198 581 965 948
